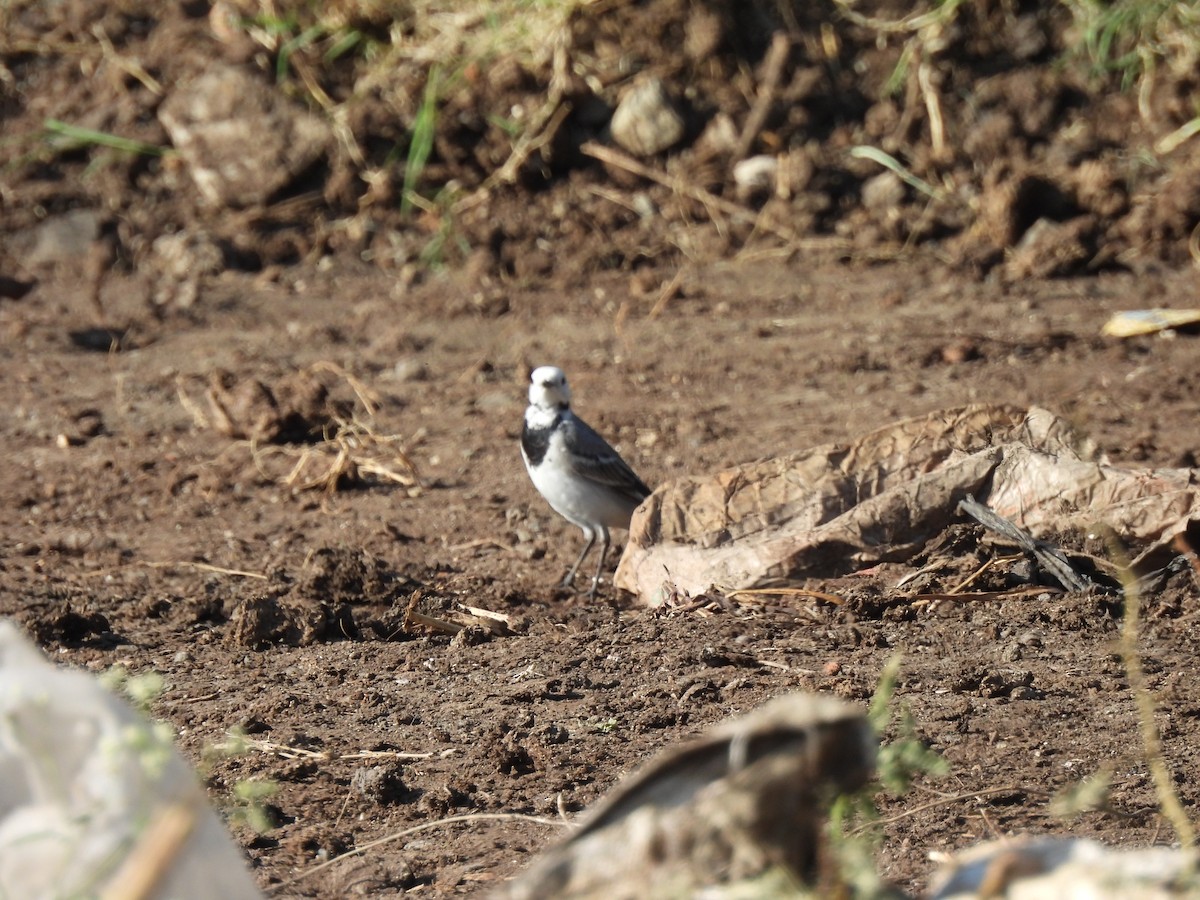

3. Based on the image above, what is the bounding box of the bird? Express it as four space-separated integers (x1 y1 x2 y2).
521 366 652 599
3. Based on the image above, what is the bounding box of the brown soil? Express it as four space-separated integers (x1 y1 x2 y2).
4 1 1200 897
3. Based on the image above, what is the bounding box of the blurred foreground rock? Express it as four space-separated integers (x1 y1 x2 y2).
496 689 1200 899
0 621 261 899
496 692 874 899
929 836 1199 899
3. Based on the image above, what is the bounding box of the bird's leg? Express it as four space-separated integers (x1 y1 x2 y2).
562 527 596 589
586 528 612 600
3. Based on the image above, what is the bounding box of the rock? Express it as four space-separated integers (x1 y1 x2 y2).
495 693 873 899
153 231 224 280
24 209 103 268
0 622 262 898
733 155 778 201
609 77 686 157
929 836 1196 899
391 358 428 382
862 171 906 212
1003 216 1096 280
151 229 226 309
158 64 331 207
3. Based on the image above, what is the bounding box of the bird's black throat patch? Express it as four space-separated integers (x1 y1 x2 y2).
521 414 561 466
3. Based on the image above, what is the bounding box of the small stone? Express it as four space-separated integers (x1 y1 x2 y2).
861 171 906 212
392 358 427 382
610 77 686 157
733 155 778 201
1003 216 1096 280
352 764 413 805
25 210 103 268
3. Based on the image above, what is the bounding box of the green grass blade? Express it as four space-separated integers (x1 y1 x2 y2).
43 119 169 157
402 67 441 216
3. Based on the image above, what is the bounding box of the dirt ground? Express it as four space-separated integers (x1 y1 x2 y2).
5 1 1200 897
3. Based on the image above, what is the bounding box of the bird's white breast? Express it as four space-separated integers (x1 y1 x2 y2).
525 428 639 531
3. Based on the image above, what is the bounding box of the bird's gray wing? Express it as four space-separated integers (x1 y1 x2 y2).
561 416 652 501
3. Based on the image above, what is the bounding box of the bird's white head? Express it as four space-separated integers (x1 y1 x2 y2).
528 366 571 409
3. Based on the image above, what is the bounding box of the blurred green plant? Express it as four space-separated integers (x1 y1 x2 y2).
202 728 281 834
229 778 281 833
100 664 167 710
1049 768 1114 818
402 66 441 216
1064 0 1200 89
43 119 170 157
828 655 948 897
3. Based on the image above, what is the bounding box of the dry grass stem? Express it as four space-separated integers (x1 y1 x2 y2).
912 587 1057 605
249 416 420 494
245 738 434 762
725 587 845 606
647 266 687 319
851 785 1050 835
272 812 564 891
175 375 212 430
455 25 573 214
581 140 805 245
1110 534 1197 849
733 32 791 162
404 607 464 635
92 23 163 95
99 801 197 900
80 560 268 580
918 61 947 160
309 361 381 416
947 553 1025 593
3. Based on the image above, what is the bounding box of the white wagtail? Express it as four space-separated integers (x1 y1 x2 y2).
521 366 652 599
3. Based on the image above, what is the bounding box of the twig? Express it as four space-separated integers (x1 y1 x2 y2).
404 607 464 635
851 784 1049 833
244 738 434 762
725 587 845 606
947 553 1025 593
733 32 791 162
912 587 1058 604
79 560 268 580
100 802 197 900
956 495 1092 593
647 266 687 319
459 603 513 628
268 812 564 891
582 140 826 247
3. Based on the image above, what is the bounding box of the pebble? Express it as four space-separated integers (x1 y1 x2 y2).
610 77 686 157
158 64 331 207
